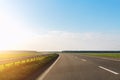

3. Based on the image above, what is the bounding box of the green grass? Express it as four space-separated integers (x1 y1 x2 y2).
0 51 40 59
0 53 59 80
85 53 120 58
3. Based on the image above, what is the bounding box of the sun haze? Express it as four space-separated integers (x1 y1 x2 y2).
0 0 120 51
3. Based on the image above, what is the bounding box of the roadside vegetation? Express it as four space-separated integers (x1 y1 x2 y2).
0 51 40 59
0 53 59 80
84 53 120 58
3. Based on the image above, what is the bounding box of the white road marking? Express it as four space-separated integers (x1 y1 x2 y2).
98 66 119 75
100 58 120 62
36 55 61 80
87 56 120 62
81 59 87 61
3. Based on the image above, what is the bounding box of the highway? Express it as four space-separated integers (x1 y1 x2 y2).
37 53 120 80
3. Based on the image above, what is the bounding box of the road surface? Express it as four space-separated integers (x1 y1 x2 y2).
38 53 120 80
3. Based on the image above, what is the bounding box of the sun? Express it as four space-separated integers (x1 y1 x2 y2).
0 10 34 50
0 26 32 50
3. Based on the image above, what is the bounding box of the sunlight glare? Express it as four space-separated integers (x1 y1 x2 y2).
0 9 34 50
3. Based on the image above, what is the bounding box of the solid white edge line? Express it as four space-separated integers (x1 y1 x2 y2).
98 66 119 75
88 56 120 62
36 54 61 80
99 57 120 62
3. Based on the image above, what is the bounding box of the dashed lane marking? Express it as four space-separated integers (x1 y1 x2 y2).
98 66 119 75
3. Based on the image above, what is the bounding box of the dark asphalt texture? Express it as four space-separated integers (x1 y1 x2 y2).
42 53 120 80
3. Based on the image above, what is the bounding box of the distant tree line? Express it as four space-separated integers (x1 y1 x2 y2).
62 51 120 53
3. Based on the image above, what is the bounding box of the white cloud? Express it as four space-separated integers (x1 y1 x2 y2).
0 1 120 51
23 31 120 51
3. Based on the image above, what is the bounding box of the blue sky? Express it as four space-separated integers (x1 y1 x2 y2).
0 0 120 51
6 0 120 33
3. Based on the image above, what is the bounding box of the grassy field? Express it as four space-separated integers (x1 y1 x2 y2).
0 53 59 80
85 53 120 58
0 51 40 59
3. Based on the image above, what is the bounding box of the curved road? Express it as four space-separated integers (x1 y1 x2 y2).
37 53 120 80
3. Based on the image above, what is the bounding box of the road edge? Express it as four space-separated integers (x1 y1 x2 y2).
81 55 120 62
36 54 61 80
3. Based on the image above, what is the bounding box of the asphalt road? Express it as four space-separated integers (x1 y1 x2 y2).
38 53 120 80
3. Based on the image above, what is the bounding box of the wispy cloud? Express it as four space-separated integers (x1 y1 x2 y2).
23 31 120 51
0 1 120 51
